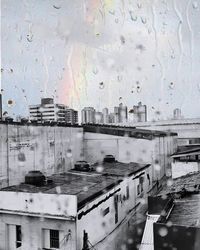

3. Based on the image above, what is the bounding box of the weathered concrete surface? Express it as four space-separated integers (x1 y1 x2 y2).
0 123 83 187
83 132 176 181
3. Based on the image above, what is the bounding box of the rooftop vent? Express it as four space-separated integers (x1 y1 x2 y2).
25 170 45 186
103 155 116 163
74 161 93 172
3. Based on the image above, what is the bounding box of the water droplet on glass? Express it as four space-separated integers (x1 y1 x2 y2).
129 11 137 21
120 35 125 44
7 99 14 107
99 82 105 89
135 44 145 52
66 149 72 158
169 82 174 89
192 1 198 9
159 227 168 237
109 10 115 15
53 5 61 9
154 164 161 171
117 75 123 82
141 17 147 24
27 33 33 42
96 165 104 173
92 67 98 75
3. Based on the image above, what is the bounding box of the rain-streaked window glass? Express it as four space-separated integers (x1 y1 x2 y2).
0 0 200 250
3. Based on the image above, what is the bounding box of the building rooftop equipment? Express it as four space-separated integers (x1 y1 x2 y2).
1 161 150 210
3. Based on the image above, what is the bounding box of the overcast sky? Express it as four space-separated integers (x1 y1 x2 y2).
1 0 200 120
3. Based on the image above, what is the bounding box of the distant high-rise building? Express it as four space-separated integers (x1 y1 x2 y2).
29 98 78 124
102 108 109 123
118 103 128 123
0 93 2 120
65 109 78 125
81 107 96 124
95 111 103 124
114 106 120 123
132 102 147 122
108 113 115 123
173 108 182 120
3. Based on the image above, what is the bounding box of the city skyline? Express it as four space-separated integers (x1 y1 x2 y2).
1 0 200 120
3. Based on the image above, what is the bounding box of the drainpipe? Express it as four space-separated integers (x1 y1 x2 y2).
82 230 89 250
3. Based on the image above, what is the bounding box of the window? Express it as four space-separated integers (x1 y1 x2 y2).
16 225 22 248
102 207 110 216
137 184 140 195
147 173 151 185
139 176 144 192
126 185 129 199
50 230 59 249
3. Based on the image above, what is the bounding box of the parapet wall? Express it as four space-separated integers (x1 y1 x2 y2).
0 123 83 187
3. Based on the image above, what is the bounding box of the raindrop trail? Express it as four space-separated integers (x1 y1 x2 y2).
173 0 183 77
173 0 187 109
82 47 88 99
67 45 81 106
186 0 193 101
151 1 165 107
42 44 49 97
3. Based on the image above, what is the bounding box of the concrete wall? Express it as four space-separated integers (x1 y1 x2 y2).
172 161 200 179
0 214 76 250
84 132 176 181
0 123 83 187
0 192 77 218
132 118 200 143
77 166 153 250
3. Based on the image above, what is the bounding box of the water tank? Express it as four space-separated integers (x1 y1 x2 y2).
25 171 45 186
103 155 116 163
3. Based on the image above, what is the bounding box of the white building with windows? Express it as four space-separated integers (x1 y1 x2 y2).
0 161 152 250
81 107 96 124
29 98 78 124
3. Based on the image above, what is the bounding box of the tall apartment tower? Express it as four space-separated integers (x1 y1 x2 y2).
95 111 103 124
29 98 78 124
118 103 128 123
173 108 182 120
102 108 109 124
81 107 96 124
65 109 78 125
132 102 147 122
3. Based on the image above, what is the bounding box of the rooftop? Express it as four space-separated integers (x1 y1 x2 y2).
1 161 150 210
171 146 200 158
167 194 200 227
159 171 200 196
83 125 177 139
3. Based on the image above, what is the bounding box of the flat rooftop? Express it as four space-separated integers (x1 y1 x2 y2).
167 194 200 228
159 171 200 196
1 161 150 210
83 125 177 139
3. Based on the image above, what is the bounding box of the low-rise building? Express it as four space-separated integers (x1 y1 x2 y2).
29 98 78 124
171 146 200 179
141 171 200 250
0 160 152 250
